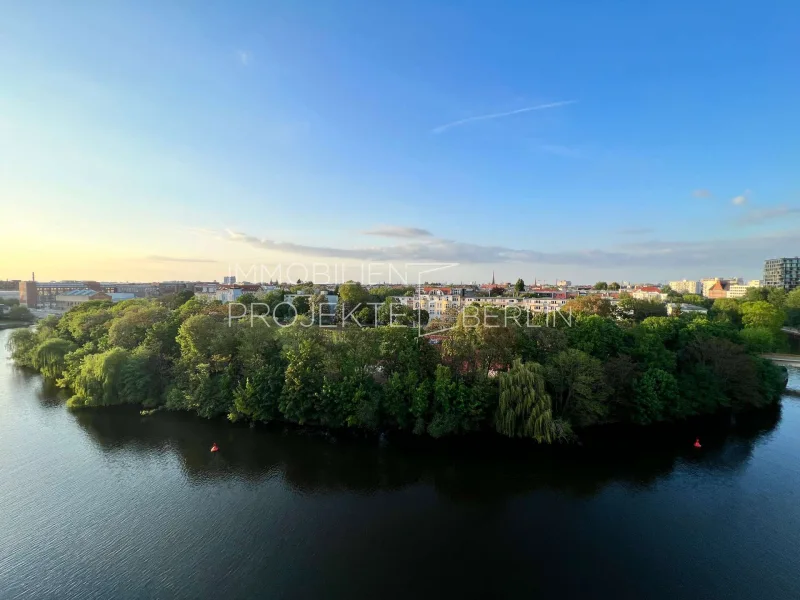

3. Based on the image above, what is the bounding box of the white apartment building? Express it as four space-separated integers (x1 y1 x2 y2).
669 280 701 295
727 280 762 299
392 294 570 321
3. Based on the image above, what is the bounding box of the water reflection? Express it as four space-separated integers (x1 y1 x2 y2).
70 402 782 502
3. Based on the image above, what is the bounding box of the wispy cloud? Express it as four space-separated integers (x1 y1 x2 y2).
731 189 751 206
537 144 582 158
736 205 800 225
219 228 797 271
693 189 713 198
617 227 655 235
432 100 576 134
237 50 251 66
146 255 217 263
361 226 433 238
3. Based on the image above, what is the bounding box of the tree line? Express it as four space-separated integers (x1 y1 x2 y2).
7 288 789 442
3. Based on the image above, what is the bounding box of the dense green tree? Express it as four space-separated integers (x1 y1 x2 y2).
631 368 680 424
741 301 785 331
338 281 370 322
567 315 628 359
786 288 800 327
711 298 742 326
545 349 609 427
562 295 613 317
617 296 668 322
608 282 621 291
514 278 525 294
593 281 608 290
743 287 770 303
767 288 787 309
739 327 786 354
292 295 310 316
4 305 34 321
279 337 326 424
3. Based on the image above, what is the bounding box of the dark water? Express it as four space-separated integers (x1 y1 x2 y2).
2 329 800 600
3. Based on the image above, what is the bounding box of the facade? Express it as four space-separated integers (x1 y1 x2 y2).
215 284 261 303
194 282 219 302
55 289 112 310
115 283 156 297
110 293 136 302
706 280 728 299
669 280 701 295
666 303 708 316
393 293 572 322
631 286 665 301
19 281 38 308
764 258 800 291
556 280 572 287
223 276 237 285
727 280 762 299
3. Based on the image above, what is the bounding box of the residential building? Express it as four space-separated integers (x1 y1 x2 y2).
669 280 701 295
194 282 219 302
727 280 762 299
666 303 708 316
215 284 261 303
556 280 572 287
631 286 665 301
223 276 237 285
764 257 800 291
392 292 571 321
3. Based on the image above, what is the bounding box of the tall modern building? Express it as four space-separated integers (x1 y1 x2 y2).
223 276 237 285
764 257 800 291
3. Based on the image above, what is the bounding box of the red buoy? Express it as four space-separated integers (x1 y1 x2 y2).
210 443 219 453
693 438 702 448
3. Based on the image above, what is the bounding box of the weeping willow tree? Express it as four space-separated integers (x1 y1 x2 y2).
496 359 555 442
32 338 77 381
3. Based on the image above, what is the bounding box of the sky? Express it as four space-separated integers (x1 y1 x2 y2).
2 0 799 285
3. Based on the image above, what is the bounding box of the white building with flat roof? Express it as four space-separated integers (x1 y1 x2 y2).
727 280 762 299
669 280 701 295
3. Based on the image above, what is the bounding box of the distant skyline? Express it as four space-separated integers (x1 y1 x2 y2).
3 1 799 283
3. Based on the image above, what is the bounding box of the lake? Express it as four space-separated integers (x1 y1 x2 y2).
1 327 800 599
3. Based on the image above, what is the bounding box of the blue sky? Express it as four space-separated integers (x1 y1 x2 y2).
2 0 799 284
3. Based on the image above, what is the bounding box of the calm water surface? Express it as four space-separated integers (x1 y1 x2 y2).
2 328 800 599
